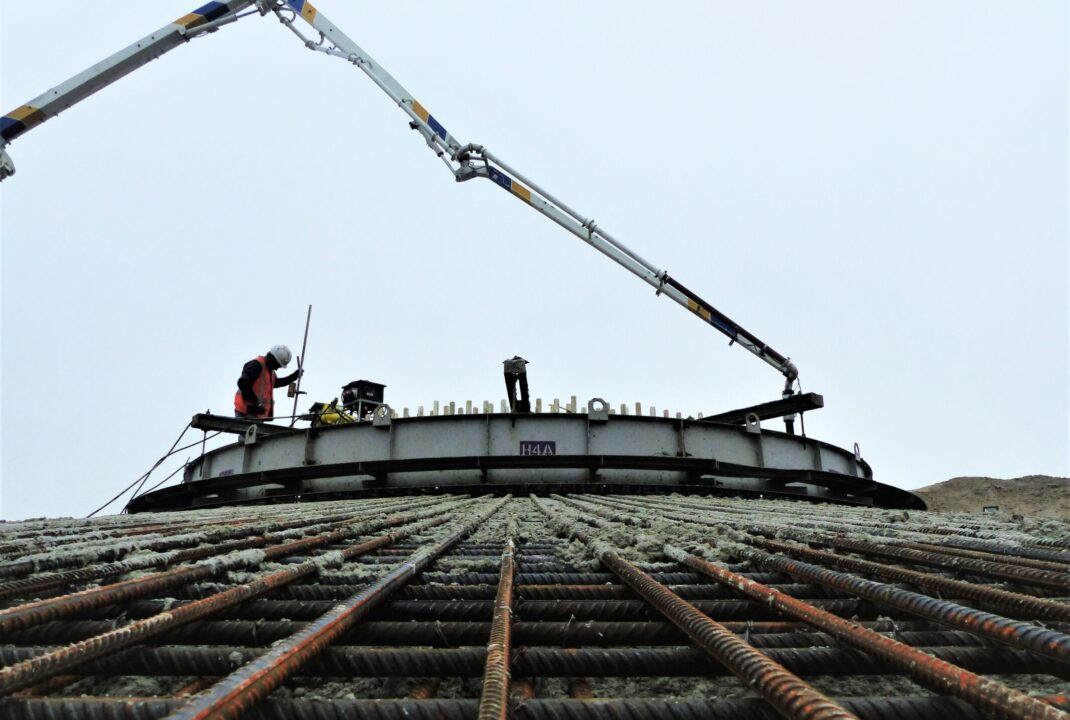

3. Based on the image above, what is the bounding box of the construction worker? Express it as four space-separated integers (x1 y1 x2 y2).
503 356 531 413
234 345 302 420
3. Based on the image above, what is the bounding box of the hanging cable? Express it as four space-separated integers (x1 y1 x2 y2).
85 422 191 518
129 451 202 506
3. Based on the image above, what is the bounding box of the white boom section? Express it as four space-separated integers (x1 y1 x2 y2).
1 0 798 392
0 2 256 179
275 1 798 391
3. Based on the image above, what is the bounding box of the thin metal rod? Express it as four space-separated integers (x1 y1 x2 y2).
0 496 438 586
565 493 1070 720
0 500 458 635
5 696 1070 720
0 507 461 693
749 536 1070 623
801 534 1070 593
731 542 1070 666
529 496 859 720
477 536 515 720
669 545 1070 720
162 496 510 720
290 304 312 427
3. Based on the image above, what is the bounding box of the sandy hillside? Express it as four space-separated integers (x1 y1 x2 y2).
913 475 1070 519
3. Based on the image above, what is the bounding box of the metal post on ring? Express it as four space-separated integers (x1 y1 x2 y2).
290 305 312 427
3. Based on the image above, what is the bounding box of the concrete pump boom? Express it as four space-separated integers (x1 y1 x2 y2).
1 0 800 397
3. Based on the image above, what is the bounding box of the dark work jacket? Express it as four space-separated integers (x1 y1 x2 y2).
236 359 299 405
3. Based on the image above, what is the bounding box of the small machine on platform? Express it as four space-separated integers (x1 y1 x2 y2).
308 380 387 426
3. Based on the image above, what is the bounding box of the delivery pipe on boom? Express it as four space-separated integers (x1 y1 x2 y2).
0 1 257 181
264 1 800 397
0 0 799 399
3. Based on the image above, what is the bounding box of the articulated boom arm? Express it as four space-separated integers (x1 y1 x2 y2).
1 0 799 394
0 1 257 170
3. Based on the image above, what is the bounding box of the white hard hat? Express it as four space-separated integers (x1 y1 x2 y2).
269 344 292 368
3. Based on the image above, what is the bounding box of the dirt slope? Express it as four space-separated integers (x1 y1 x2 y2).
913 475 1070 519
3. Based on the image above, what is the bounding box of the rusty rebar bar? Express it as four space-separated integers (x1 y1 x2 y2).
0 497 426 580
0 500 427 602
0 513 451 695
585 494 1070 648
478 536 516 720
731 542 1070 666
6 640 1032 679
160 495 510 720
175 678 214 698
669 544 1070 720
0 619 953 650
530 496 859 720
9 675 80 699
749 536 1070 623
0 498 467 635
935 536 1070 565
407 679 441 699
896 539 1070 573
797 534 1070 593
549 494 648 526
4 696 1070 720
509 680 535 704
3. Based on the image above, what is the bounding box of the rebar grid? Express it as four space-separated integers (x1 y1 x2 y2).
0 493 1066 720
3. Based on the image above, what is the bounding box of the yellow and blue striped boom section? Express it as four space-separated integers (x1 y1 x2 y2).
282 0 462 159
1 1 253 145
3 3 799 387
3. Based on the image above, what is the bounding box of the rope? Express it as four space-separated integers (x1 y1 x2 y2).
127 430 225 503
85 422 192 519
84 400 384 519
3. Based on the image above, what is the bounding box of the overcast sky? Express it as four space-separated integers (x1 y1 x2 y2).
2 2 1066 520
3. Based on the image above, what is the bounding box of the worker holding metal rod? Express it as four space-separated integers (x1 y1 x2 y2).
234 345 302 420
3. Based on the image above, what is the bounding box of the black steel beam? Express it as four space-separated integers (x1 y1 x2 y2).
129 453 923 513
703 392 824 425
190 413 296 438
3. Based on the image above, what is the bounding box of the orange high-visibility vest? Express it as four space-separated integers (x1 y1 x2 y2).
234 355 276 418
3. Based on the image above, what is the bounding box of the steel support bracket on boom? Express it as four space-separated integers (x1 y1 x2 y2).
0 147 14 181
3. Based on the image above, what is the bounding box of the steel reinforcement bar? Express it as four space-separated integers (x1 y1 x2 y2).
577 493 1070 665
893 540 1070 574
4 696 1070 720
0 620 964 650
0 497 471 634
563 494 1070 720
549 494 649 527
724 542 1070 666
0 509 459 695
160 495 511 720
921 536 1070 565
0 497 445 601
664 543 1069 720
0 498 427 580
787 534 1070 594
593 494 1062 571
589 493 1070 602
477 533 516 720
530 495 861 720
748 536 1070 623
0 644 1050 679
